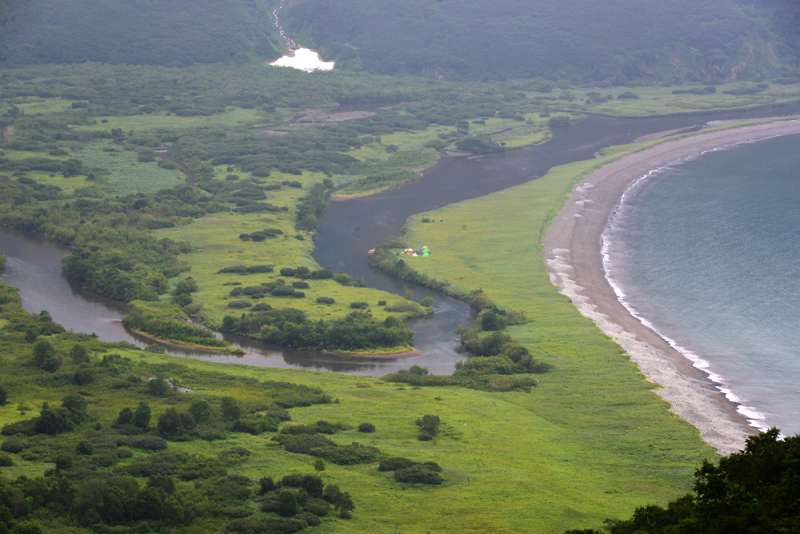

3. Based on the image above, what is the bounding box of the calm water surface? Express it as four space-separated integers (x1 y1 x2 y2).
604 134 800 435
2 103 800 378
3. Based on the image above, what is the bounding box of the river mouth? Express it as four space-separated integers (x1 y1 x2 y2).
3 104 800 376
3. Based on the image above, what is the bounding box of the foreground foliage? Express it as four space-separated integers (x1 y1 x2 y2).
566 429 800 534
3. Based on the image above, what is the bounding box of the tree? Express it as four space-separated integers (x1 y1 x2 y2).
99 488 125 524
336 492 355 518
147 378 172 397
221 397 241 421
10 521 43 534
24 324 40 343
61 394 87 423
259 476 276 495
277 490 299 517
34 407 74 435
116 407 134 426
133 401 151 429
158 408 181 436
313 459 325 473
69 344 90 364
0 384 7 406
161 496 184 525
188 398 213 424
31 340 60 372
301 475 324 498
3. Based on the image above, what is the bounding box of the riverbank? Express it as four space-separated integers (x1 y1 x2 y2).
124 326 243 354
543 118 800 455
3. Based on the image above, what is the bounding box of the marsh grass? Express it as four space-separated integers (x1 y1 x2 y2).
80 140 184 194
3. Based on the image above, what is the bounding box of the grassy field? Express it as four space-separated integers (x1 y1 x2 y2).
542 82 800 117
0 343 713 533
80 140 185 194
154 167 424 330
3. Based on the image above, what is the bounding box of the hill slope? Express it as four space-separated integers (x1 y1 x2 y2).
0 0 283 67
283 0 797 83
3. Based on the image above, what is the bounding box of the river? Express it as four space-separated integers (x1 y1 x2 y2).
2 103 800 376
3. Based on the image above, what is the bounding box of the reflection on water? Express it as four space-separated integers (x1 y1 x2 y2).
0 227 469 377
0 228 136 343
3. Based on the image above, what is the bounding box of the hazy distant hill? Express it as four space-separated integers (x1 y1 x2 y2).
0 0 282 67
1 0 797 85
283 0 800 83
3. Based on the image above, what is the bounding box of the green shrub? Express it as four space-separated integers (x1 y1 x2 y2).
0 434 27 453
259 476 277 494
479 310 506 331
358 422 376 433
304 498 330 517
72 365 96 386
147 378 173 397
384 300 419 313
230 418 278 435
316 297 335 304
548 115 570 127
76 440 94 455
228 515 310 532
69 344 90 364
0 453 13 466
297 512 321 526
333 273 352 286
227 300 253 308
378 457 416 471
291 281 310 289
319 443 379 465
281 421 340 435
394 465 443 485
278 490 300 517
350 302 369 309
416 414 440 441
122 435 168 451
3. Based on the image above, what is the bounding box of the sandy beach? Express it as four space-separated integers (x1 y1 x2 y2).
543 119 800 455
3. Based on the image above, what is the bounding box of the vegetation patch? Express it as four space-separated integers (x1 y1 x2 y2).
122 301 235 352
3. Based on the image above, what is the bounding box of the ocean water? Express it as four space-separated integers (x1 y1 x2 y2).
603 133 800 436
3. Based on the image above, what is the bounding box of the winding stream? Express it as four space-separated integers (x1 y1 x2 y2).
3 103 800 376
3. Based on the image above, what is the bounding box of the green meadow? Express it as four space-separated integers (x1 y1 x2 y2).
0 341 714 533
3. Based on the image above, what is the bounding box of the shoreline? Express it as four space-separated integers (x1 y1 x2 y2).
543 119 800 455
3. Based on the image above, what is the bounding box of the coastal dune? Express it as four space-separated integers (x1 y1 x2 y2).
544 119 800 455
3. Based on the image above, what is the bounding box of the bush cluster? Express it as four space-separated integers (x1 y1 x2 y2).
274 429 380 466
239 228 283 242
221 306 413 352
217 265 274 275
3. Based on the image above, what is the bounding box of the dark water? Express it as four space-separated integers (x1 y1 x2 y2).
604 134 800 435
2 103 800 376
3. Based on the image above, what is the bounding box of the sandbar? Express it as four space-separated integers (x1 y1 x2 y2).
543 119 800 455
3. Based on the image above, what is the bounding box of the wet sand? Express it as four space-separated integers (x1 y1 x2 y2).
543 119 800 455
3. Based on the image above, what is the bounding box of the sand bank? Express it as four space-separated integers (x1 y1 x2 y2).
543 119 800 455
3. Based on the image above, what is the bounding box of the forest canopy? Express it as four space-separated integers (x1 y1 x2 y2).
283 0 800 83
0 0 282 67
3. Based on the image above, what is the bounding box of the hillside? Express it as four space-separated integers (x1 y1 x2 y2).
283 0 799 83
0 0 283 67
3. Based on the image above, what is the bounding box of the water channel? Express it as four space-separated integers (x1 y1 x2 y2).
2 103 800 376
